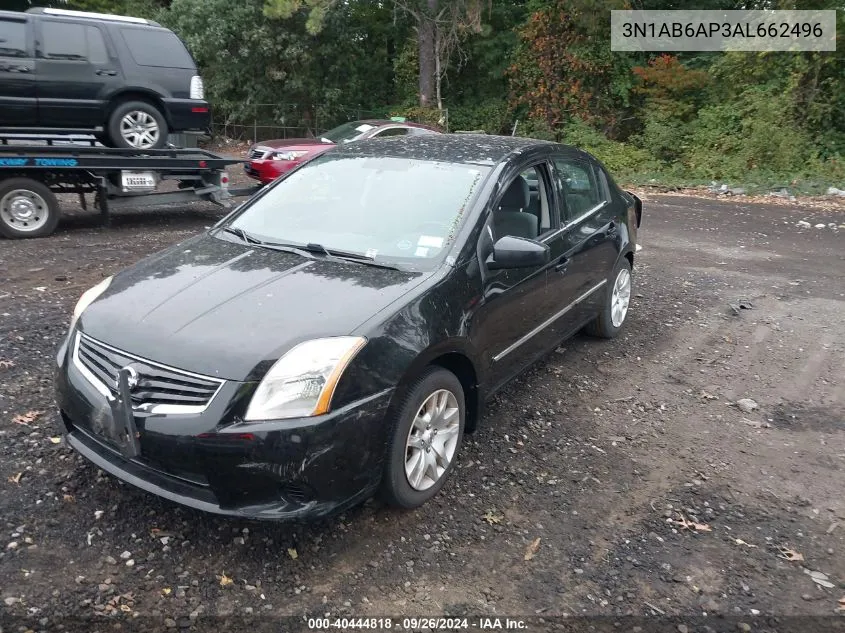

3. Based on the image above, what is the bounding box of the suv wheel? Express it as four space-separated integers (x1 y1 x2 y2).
107 101 168 150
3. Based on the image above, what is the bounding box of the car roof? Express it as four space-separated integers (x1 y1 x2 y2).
21 7 162 27
349 119 438 131
329 133 559 166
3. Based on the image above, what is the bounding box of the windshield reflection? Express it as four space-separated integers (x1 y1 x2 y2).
226 154 489 269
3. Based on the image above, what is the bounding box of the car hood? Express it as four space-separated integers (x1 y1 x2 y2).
255 138 334 150
78 235 430 382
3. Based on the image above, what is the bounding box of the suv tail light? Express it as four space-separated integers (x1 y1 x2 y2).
190 76 204 100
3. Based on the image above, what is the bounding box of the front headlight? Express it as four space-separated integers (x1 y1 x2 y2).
69 276 113 332
244 336 366 421
271 150 308 161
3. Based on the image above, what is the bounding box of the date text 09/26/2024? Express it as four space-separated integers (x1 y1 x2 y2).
307 617 528 630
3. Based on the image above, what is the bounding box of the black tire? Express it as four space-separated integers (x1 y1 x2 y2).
107 100 168 149
0 178 60 239
583 257 633 339
380 367 466 509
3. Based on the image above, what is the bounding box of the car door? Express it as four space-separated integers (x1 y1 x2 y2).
547 154 620 333
34 19 122 128
0 14 37 126
471 160 571 391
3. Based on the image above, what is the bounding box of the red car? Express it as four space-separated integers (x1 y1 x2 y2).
244 119 441 184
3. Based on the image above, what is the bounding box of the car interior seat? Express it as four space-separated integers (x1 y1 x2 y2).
493 176 539 240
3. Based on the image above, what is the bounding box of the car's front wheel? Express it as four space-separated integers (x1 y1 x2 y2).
381 367 465 509
584 257 633 339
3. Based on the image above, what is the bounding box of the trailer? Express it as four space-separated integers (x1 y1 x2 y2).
0 139 262 239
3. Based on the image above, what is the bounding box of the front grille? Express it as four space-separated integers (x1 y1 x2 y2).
247 148 268 160
74 334 223 412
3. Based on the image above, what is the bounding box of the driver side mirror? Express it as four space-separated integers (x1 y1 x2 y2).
485 235 550 270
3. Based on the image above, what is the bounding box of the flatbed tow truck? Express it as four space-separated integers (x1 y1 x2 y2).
0 134 262 239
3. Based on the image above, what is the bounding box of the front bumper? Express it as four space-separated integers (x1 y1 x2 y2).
244 158 300 184
54 334 392 520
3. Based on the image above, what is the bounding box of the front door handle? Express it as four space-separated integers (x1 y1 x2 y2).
96 69 118 76
554 257 570 272
606 221 618 237
14 66 31 73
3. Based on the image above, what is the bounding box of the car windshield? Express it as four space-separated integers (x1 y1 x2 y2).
320 122 377 144
226 154 489 268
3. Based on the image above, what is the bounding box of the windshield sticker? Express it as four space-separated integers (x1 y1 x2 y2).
365 248 379 258
396 239 412 251
418 235 444 249
415 246 429 257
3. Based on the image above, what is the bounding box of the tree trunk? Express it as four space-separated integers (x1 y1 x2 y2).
418 0 438 108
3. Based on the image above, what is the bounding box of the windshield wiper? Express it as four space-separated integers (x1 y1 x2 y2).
221 226 257 244
220 227 315 257
302 243 400 270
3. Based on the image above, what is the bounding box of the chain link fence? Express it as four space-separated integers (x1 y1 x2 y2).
210 104 449 142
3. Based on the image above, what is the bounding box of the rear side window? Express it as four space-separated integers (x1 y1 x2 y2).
0 18 28 58
119 27 194 69
553 158 605 221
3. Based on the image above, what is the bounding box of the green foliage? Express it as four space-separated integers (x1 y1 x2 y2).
40 0 841 189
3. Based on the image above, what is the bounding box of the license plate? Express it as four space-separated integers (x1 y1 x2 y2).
121 171 157 191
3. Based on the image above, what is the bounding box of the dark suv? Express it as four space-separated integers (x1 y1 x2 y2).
0 7 209 149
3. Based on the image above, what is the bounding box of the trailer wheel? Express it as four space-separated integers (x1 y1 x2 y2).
0 178 60 239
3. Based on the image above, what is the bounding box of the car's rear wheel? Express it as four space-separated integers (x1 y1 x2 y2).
0 178 60 239
380 367 465 509
107 101 168 150
584 257 632 339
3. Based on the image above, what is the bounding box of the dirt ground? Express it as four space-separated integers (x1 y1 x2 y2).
0 166 843 632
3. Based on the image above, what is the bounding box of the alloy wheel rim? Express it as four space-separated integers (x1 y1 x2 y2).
611 268 631 327
0 189 48 232
404 389 460 491
120 111 160 149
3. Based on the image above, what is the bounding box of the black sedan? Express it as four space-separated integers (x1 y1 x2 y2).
54 134 643 520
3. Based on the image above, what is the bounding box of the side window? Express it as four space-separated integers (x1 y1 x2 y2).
372 127 409 138
86 26 109 64
42 22 87 60
492 164 556 241
553 158 605 222
0 19 29 58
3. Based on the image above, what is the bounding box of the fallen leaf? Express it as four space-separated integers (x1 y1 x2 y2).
0 359 14 369
777 546 804 562
12 410 45 425
119 604 131 613
49 437 61 444
219 573 233 587
668 513 712 532
161 588 171 596
524 537 541 561
812 577 835 589
287 548 298 560
8 472 22 484
482 510 503 525
63 494 76 503
734 538 757 548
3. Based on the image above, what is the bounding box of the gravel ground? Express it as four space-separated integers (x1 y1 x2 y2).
0 165 844 632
